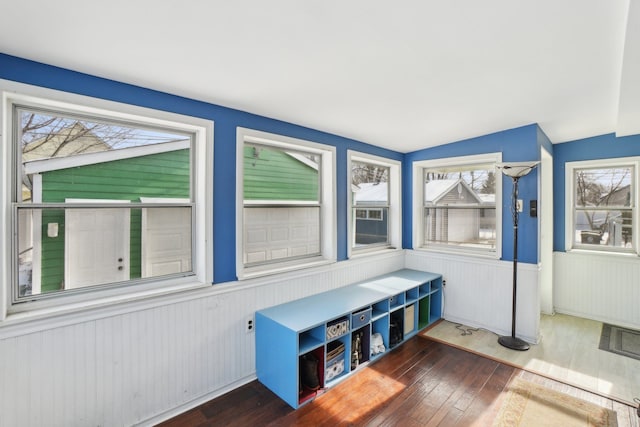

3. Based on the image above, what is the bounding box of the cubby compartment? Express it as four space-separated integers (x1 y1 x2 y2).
325 337 348 384
430 290 442 322
405 287 419 304
389 309 404 348
371 300 389 320
418 296 430 329
299 324 325 355
326 316 349 341
350 324 370 370
298 347 324 405
404 303 416 336
351 307 371 330
419 282 431 297
389 293 404 310
371 315 389 358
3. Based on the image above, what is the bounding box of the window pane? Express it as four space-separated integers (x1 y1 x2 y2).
572 166 634 252
351 161 389 204
353 207 388 246
574 167 632 208
351 161 390 249
244 144 319 202
14 106 195 302
244 206 320 265
424 207 496 249
574 209 632 248
423 164 496 250
18 107 191 203
16 206 192 298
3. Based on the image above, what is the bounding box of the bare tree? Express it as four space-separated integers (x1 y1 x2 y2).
21 111 179 162
352 162 388 186
576 168 630 231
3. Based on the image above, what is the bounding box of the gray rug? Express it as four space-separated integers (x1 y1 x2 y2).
599 323 640 361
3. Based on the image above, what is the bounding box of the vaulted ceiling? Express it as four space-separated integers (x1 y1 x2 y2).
1 1 638 152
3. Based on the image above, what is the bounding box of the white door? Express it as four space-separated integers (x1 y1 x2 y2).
65 201 130 289
141 199 192 277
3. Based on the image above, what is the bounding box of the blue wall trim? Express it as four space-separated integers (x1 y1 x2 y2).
0 53 402 283
403 124 541 264
553 132 640 251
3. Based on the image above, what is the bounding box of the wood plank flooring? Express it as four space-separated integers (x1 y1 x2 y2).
158 336 640 426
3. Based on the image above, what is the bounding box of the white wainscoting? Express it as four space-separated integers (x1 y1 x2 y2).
554 251 640 330
0 251 405 427
405 250 540 344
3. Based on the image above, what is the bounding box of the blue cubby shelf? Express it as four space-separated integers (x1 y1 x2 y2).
255 269 443 409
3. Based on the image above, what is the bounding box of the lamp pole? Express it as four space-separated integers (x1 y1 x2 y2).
497 162 538 351
498 175 529 350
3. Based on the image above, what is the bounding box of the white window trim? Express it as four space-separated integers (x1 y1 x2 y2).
0 80 214 322
347 150 401 258
412 152 502 259
565 157 639 256
236 127 336 279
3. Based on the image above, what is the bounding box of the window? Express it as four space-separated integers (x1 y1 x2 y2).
1 83 213 313
236 128 336 278
566 158 637 254
348 151 401 256
413 153 502 257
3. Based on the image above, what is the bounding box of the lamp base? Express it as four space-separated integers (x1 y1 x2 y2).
498 335 530 351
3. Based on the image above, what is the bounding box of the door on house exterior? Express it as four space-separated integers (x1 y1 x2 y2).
65 200 130 289
140 198 192 278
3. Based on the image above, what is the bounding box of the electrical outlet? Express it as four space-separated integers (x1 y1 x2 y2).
245 316 254 333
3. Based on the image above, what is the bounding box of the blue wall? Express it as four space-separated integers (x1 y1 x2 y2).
553 132 640 251
403 124 542 264
3 53 567 277
0 53 403 283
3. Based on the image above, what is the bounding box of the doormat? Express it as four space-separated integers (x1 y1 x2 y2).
599 323 640 361
492 377 618 427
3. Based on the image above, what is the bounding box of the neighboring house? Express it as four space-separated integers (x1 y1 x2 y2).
21 140 191 294
22 122 111 162
21 122 111 201
352 182 389 245
243 145 320 264
424 179 490 244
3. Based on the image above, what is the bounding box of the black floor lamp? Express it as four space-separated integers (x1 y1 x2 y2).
497 161 539 351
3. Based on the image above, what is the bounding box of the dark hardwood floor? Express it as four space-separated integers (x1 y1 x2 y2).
158 335 639 426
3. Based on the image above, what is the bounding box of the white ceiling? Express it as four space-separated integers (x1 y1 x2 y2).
1 1 638 153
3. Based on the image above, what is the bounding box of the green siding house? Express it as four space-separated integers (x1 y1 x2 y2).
24 141 191 293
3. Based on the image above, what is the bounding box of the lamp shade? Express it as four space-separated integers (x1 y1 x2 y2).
497 162 540 178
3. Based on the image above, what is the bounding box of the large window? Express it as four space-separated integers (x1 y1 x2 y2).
2 83 213 312
236 128 336 278
413 153 502 257
348 151 401 256
566 159 637 254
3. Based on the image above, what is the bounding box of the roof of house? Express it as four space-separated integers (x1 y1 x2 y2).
353 182 388 204
425 179 484 204
23 139 190 174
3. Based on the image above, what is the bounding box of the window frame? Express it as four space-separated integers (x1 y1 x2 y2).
347 151 401 257
236 128 336 279
412 153 502 258
0 80 213 319
565 157 639 256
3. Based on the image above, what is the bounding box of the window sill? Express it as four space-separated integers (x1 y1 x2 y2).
349 246 401 259
238 257 336 280
414 246 500 260
566 248 639 258
1 278 211 338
